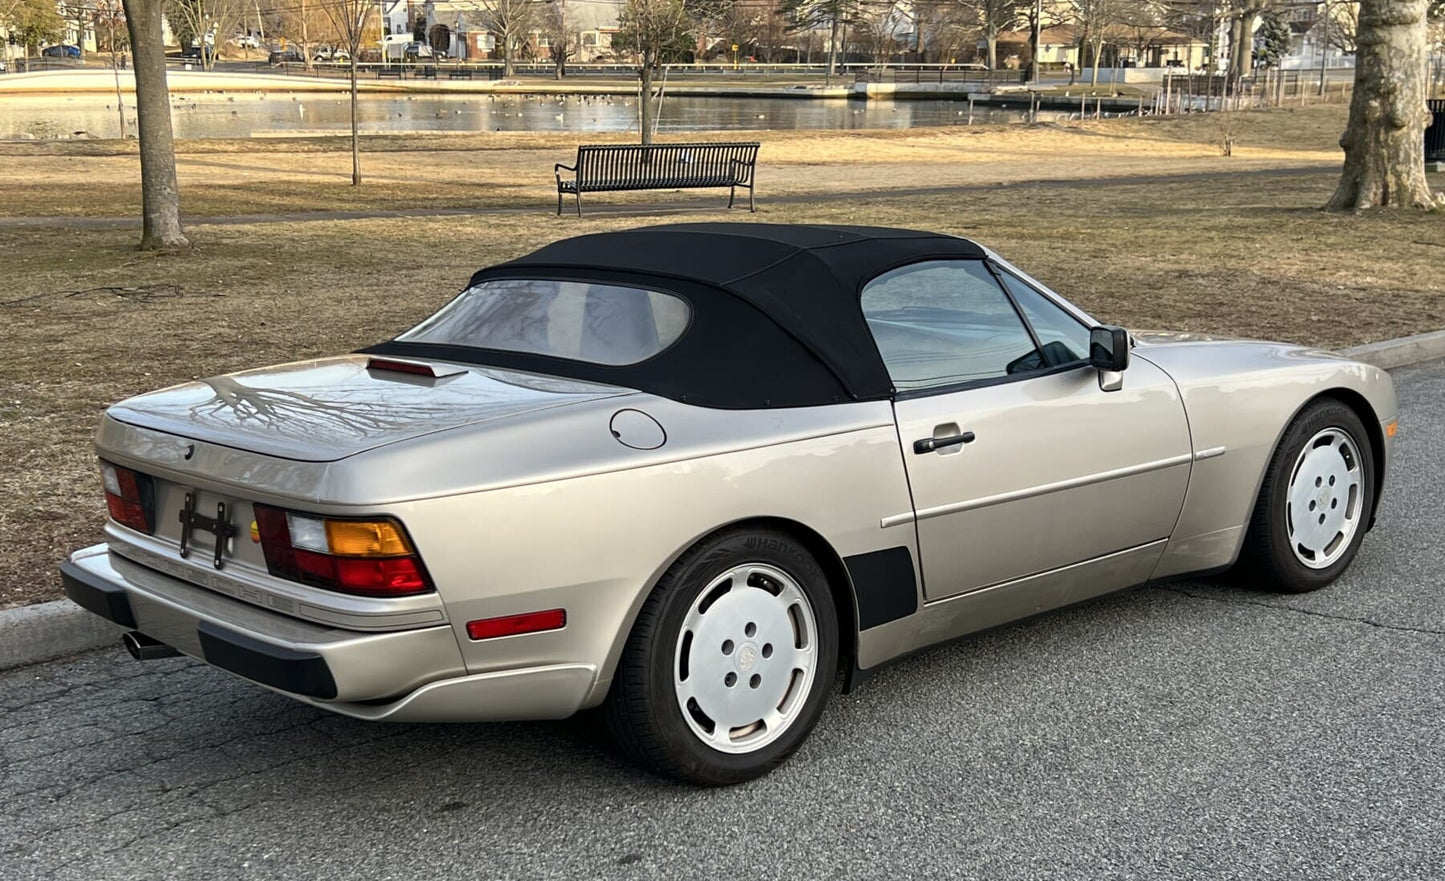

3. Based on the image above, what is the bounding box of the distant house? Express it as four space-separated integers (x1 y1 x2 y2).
1276 1 1356 70
419 0 619 63
993 24 1210 73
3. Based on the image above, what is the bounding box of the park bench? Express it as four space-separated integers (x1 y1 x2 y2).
376 67 403 79
1427 99 1444 170
448 68 474 80
417 65 437 80
554 142 760 216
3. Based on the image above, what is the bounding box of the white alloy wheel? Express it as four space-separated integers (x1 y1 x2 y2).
672 563 819 754
1286 427 1364 570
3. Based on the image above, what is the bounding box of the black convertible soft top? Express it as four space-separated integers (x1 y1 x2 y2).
365 223 989 408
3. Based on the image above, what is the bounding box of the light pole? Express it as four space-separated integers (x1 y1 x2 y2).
1317 0 1329 96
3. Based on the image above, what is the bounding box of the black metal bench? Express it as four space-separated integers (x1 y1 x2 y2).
554 142 760 216
1427 99 1444 167
377 66 403 79
416 65 437 80
448 68 474 80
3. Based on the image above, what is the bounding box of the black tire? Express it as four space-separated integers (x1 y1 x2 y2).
603 527 839 785
1236 398 1376 593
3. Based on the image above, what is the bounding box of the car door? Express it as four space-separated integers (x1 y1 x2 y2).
863 259 1192 601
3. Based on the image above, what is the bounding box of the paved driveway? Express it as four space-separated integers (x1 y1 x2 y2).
3 361 1442 881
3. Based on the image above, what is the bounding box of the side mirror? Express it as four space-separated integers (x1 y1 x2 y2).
1089 325 1130 372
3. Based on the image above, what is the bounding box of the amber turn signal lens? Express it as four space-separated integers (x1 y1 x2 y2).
1386 420 1398 439
324 519 413 557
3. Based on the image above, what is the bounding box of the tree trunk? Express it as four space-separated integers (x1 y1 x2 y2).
639 63 653 146
826 16 839 86
302 0 313 71
504 34 514 78
986 30 997 70
1325 0 1440 210
123 0 188 250
1232 13 1256 86
350 58 360 186
111 55 127 138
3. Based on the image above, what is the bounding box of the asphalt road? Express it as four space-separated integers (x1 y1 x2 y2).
3 361 1442 881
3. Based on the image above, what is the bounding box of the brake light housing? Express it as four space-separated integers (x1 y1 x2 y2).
100 461 154 534
252 505 433 597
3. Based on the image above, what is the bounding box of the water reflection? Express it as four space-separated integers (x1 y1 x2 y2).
0 93 1048 140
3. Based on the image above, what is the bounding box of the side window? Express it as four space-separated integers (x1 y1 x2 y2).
994 269 1092 367
861 260 1042 391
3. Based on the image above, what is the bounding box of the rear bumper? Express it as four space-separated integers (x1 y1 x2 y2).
62 545 597 722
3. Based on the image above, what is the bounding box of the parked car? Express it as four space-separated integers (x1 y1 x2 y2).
268 48 303 65
61 224 1396 785
402 41 434 62
233 34 261 49
41 44 81 58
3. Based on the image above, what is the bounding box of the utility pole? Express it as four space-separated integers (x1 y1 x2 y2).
255 0 265 44
1317 0 1328 95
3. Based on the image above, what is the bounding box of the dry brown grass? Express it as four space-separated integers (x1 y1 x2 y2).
0 106 1348 218
1 109 1442 609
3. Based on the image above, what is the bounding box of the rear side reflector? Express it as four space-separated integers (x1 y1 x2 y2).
100 461 154 534
466 609 567 641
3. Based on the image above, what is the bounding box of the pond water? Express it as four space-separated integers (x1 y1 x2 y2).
0 93 1061 140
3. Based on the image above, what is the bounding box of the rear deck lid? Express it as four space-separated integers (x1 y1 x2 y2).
105 356 630 462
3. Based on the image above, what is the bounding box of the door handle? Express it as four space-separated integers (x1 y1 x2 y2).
913 431 976 454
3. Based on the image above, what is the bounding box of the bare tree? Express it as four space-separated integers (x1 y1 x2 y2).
1324 1 1360 52
539 0 579 77
123 0 188 248
1221 0 1276 87
782 0 861 85
166 0 245 70
266 0 334 68
613 0 694 145
464 0 538 77
320 0 376 186
965 0 1023 68
1325 0 1441 209
854 0 904 65
694 0 768 60
1074 0 1125 84
94 0 131 137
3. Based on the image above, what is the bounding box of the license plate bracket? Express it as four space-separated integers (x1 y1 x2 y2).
178 492 238 570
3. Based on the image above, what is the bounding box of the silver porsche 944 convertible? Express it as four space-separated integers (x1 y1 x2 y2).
63 224 1397 784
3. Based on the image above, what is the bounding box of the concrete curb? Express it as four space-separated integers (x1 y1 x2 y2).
1341 329 1445 370
2 328 1442 673
0 599 118 672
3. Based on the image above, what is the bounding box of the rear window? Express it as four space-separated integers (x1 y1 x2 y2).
398 279 690 366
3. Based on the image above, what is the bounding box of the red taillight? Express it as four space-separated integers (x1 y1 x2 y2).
466 609 566 641
365 357 463 379
253 505 432 597
100 461 153 534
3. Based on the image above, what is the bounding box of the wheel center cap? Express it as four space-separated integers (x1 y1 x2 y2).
736 643 758 672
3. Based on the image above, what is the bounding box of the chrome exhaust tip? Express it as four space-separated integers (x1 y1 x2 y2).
121 631 181 661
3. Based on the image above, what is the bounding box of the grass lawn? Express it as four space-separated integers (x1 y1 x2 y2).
0 105 1349 218
1 109 1442 609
